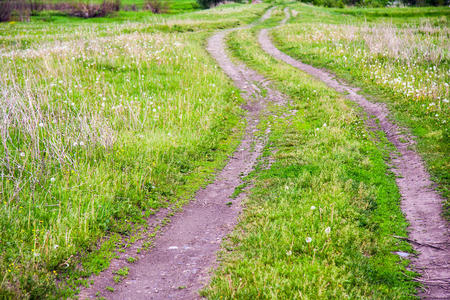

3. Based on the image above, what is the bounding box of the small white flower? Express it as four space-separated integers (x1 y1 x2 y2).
323 123 327 127
325 227 331 234
286 250 292 256
73 142 78 147
305 237 312 243
310 206 316 210
79 141 85 146
152 108 157 112
50 177 55 183
20 152 25 157
39 122 44 127
53 244 59 249
33 252 40 257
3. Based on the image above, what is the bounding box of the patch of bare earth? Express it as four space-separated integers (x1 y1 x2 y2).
258 8 449 299
78 7 290 299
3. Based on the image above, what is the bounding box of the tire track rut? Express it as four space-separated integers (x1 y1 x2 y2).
82 7 288 299
259 8 449 299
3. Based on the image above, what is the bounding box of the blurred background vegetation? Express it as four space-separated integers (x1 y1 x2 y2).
1 0 448 23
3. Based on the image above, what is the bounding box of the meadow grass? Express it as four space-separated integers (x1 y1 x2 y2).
271 3 449 213
0 3 269 298
203 8 418 298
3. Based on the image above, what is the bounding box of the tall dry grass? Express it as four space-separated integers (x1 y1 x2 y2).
299 22 449 64
361 22 449 64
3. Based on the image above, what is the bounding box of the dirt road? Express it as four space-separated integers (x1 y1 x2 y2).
80 7 287 299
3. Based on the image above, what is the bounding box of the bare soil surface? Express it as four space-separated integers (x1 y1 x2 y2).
79 7 289 299
258 8 449 299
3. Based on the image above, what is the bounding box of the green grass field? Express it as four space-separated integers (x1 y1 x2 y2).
0 1 448 299
0 3 268 298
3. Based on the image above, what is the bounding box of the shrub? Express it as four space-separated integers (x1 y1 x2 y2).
123 4 137 11
144 0 169 13
197 0 224 9
67 0 120 18
29 0 44 14
0 0 12 21
0 0 29 22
